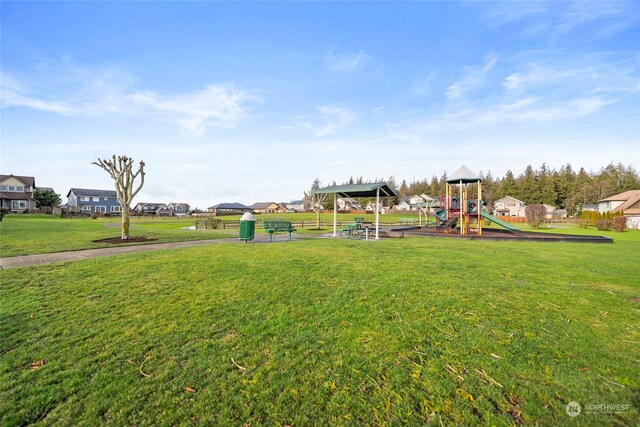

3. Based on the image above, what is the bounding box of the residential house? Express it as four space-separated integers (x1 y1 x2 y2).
582 204 599 212
493 196 527 217
365 202 386 214
133 203 171 216
0 174 36 212
542 204 556 219
167 203 191 216
67 188 120 214
337 197 363 211
554 209 568 219
274 204 289 214
285 200 305 213
208 202 252 216
250 202 281 214
408 195 426 205
394 197 412 211
598 190 640 229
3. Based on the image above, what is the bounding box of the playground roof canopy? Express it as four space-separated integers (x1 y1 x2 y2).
313 182 398 198
446 165 482 183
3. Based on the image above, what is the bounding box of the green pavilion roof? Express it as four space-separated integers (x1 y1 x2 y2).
313 182 398 198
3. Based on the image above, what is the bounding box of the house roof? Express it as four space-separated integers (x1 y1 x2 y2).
288 200 304 205
446 165 482 183
611 191 640 214
67 188 117 198
338 197 360 203
495 195 526 205
0 192 33 200
208 202 251 210
599 190 640 203
0 174 35 187
168 202 190 207
250 202 278 209
314 182 398 198
135 203 169 211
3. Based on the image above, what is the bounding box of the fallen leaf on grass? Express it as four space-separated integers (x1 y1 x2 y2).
579 367 589 372
183 387 196 393
30 359 46 369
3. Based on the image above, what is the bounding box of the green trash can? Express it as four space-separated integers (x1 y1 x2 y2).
239 212 256 242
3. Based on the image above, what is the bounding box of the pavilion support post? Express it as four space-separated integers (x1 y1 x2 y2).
333 193 337 237
375 187 380 240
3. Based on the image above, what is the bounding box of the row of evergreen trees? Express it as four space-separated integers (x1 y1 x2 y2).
319 162 639 215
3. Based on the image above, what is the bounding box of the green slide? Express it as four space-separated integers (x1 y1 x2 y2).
480 210 518 232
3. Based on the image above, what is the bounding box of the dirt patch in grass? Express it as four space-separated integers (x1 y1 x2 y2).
92 236 157 244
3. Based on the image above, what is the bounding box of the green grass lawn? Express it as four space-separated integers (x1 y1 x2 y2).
1 233 638 425
0 215 235 257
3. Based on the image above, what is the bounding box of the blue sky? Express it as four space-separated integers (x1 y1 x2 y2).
2 1 639 208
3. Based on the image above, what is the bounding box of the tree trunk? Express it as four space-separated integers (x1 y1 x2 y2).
121 210 130 240
316 207 321 229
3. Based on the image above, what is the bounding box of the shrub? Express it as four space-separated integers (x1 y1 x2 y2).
525 204 546 229
577 219 590 229
206 218 223 229
594 219 612 231
0 207 8 222
612 216 627 232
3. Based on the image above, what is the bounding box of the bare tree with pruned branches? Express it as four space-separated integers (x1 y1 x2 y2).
304 178 327 229
92 155 145 240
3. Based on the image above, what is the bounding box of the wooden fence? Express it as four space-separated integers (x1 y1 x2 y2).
195 218 426 230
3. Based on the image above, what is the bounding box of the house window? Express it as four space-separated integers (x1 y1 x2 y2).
111 206 122 213
95 206 106 213
93 197 100 202
11 200 27 209
81 196 89 202
8 186 16 192
16 186 24 192
104 197 109 200
81 206 92 212
0 186 6 191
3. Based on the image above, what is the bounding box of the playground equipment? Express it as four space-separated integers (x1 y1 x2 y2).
437 165 489 236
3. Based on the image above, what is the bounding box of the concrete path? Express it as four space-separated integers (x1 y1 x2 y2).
0 234 305 270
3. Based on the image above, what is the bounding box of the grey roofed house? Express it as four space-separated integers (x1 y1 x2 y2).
133 202 171 216
67 188 118 198
208 202 251 210
66 187 121 214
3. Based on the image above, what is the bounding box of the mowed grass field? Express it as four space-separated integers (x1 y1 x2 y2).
0 215 235 257
1 216 639 425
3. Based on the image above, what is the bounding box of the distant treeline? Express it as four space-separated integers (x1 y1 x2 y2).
325 162 639 215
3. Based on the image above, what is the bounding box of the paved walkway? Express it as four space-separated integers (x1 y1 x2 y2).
0 234 305 270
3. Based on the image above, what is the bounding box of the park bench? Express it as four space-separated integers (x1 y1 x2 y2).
262 220 296 241
354 216 372 227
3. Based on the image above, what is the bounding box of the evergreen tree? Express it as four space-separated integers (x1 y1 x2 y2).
537 163 557 205
497 170 518 199
518 165 538 204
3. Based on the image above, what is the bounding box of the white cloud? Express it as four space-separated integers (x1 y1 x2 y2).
129 85 262 135
326 49 373 72
295 104 357 137
446 55 497 99
484 1 640 39
0 61 261 134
